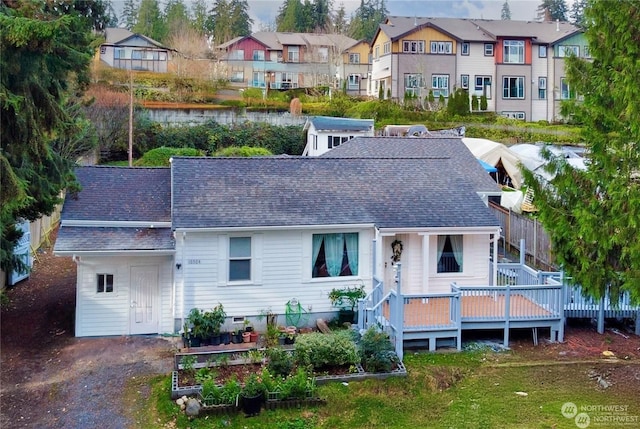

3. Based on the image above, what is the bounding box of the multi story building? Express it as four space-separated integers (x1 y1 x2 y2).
370 17 588 122
217 32 369 94
99 28 171 73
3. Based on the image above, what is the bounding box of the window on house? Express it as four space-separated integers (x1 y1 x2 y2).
229 49 244 60
252 71 265 87
430 41 452 54
561 77 574 99
328 135 351 149
461 42 470 55
253 50 265 61
114 48 125 59
313 134 318 150
288 46 299 62
503 40 525 64
484 43 494 56
230 70 244 82
558 45 579 57
132 50 143 60
404 73 423 89
383 41 391 54
374 46 379 59
475 75 492 99
317 47 328 62
229 237 251 281
502 111 526 120
348 74 360 90
97 274 114 293
403 40 425 53
349 53 360 64
583 46 591 58
312 233 358 278
159 52 167 61
461 74 469 89
538 77 547 99
437 235 463 273
432 74 449 97
503 76 525 99
539 45 547 58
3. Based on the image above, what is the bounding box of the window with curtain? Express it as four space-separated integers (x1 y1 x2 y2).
229 237 251 281
437 235 463 273
312 233 358 278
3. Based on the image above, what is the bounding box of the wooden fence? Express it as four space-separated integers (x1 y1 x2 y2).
489 202 555 270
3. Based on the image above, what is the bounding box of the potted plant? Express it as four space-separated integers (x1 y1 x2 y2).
204 303 226 346
328 285 366 324
240 373 266 416
184 308 207 347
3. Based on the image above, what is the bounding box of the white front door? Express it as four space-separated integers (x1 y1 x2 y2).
129 265 159 334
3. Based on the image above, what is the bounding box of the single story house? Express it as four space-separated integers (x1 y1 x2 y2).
54 137 501 337
302 116 375 156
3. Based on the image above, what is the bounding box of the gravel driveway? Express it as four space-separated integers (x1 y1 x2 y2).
1 229 178 428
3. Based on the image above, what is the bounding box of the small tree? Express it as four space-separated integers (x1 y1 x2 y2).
480 95 488 111
378 84 384 99
471 95 479 111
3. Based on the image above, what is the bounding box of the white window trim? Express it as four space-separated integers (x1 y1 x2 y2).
503 40 525 64
461 74 469 89
435 235 465 275
461 42 470 55
96 273 115 294
538 45 547 58
484 43 494 56
503 76 525 99
220 234 262 286
306 231 362 282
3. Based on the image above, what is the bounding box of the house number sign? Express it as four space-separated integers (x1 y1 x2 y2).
187 259 201 264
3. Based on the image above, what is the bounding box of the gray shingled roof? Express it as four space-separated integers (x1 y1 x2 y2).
321 137 500 194
171 156 500 230
306 116 374 132
61 166 171 222
103 27 165 48
55 227 174 252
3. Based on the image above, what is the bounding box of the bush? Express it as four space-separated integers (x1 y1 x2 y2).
358 326 398 373
213 145 273 157
135 146 203 166
294 331 359 370
266 347 294 377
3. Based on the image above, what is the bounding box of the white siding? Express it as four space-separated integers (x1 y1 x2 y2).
177 228 374 326
531 48 549 122
458 43 496 112
75 255 173 337
426 234 491 294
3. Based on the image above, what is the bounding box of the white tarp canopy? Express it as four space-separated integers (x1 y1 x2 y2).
510 143 587 183
462 138 524 188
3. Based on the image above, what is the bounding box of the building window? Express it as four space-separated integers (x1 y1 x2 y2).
484 43 494 56
432 74 449 97
561 77 574 99
132 50 143 60
328 135 351 149
374 46 379 59
312 233 358 278
313 134 318 151
583 46 591 58
539 45 547 58
538 77 547 99
114 48 125 59
229 49 244 60
430 41 452 54
403 40 425 53
97 274 114 293
503 76 525 99
253 50 265 61
461 74 469 89
475 75 492 99
558 45 579 57
503 40 525 64
230 70 244 82
348 53 360 64
383 41 391 54
461 42 470 55
347 74 360 90
229 237 251 281
159 52 167 61
288 46 299 62
502 111 526 120
317 47 328 62
437 235 462 273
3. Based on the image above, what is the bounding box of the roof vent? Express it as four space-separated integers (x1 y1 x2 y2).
414 16 417 26
556 19 560 31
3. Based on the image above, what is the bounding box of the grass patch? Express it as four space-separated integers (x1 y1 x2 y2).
134 353 640 429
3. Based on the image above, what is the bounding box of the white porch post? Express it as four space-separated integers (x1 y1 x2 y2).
422 234 430 292
492 232 498 286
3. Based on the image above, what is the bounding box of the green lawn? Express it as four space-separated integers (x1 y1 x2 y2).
128 350 640 429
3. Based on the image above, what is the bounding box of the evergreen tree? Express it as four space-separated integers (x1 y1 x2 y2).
311 0 332 32
121 0 139 30
536 0 568 22
190 0 209 35
1 1 96 273
332 2 349 34
164 0 189 36
207 0 231 46
523 0 640 304
229 0 252 38
133 0 166 42
349 0 387 42
569 0 587 27
276 0 305 32
501 0 511 20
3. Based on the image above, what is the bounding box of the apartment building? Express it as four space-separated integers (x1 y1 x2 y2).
370 17 588 122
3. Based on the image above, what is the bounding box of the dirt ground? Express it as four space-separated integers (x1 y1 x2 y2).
1 227 639 428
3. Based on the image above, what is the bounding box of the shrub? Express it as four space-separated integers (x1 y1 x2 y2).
358 326 399 373
267 347 294 377
200 379 223 406
135 146 203 166
278 368 314 400
480 95 488 111
213 145 273 157
294 331 359 370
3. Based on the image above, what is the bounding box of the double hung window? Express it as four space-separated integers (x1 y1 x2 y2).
312 233 359 278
